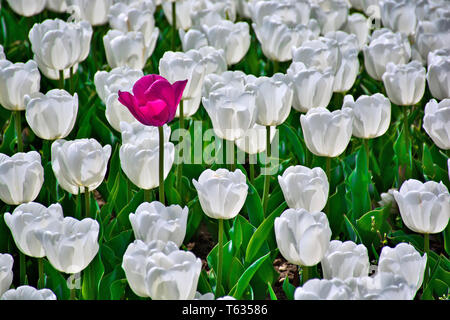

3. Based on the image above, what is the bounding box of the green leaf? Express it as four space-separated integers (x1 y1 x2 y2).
328 183 347 236
279 123 305 165
267 283 277 300
43 259 70 300
344 214 362 244
81 251 105 300
245 202 287 264
207 240 234 292
347 148 371 222
99 267 124 300
282 276 295 300
356 207 391 248
228 257 245 290
110 279 127 300
245 181 264 227
394 125 413 179
228 252 271 299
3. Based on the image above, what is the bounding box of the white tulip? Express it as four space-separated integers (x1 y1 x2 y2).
162 0 195 31
250 74 293 126
0 254 13 297
46 0 68 12
202 70 252 98
294 278 353 300
344 13 370 50
321 240 370 281
193 168 248 220
1 286 56 300
24 89 78 140
29 19 92 72
179 28 209 52
249 0 312 26
191 0 236 27
94 66 144 104
292 37 341 74
427 50 450 100
382 61 426 106
0 60 40 111
393 179 450 234
311 0 349 35
202 20 250 66
6 0 46 17
119 122 174 190
235 124 275 155
129 201 188 247
378 243 427 292
108 2 157 47
278 165 329 212
122 240 202 299
300 108 353 158
51 138 112 195
287 62 334 112
66 0 113 26
253 16 319 62
414 19 450 63
363 28 411 81
103 29 158 70
202 85 256 141
35 217 100 274
105 93 139 132
346 272 416 300
342 93 391 139
196 46 227 76
0 45 4 60
380 0 417 35
275 209 331 266
415 0 450 22
0 152 44 205
4 203 64 258
423 99 450 150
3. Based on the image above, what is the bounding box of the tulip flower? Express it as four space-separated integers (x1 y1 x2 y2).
195 46 227 76
235 124 275 155
118 74 187 204
5 0 46 17
294 278 353 300
193 168 248 296
249 0 312 26
179 29 209 52
287 62 335 112
34 216 100 274
24 89 78 140
311 0 349 35
423 99 450 150
278 165 329 212
346 272 416 300
129 201 188 247
427 50 450 100
393 179 450 235
202 70 253 98
363 28 411 81
382 61 426 107
321 240 370 281
122 240 202 299
94 66 143 131
103 29 158 70
46 0 68 12
275 209 332 283
1 286 57 300
300 107 353 158
413 19 450 63
195 292 236 300
344 13 369 50
66 0 113 26
0 151 44 205
162 0 195 31
0 254 13 297
190 0 236 27
380 0 417 35
29 19 92 85
342 94 391 139
0 45 5 60
51 138 111 218
292 37 341 74
378 243 427 292
108 1 157 47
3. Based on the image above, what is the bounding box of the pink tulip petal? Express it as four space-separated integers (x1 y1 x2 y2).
144 78 176 110
133 74 165 104
118 90 144 122
141 99 170 126
170 79 188 118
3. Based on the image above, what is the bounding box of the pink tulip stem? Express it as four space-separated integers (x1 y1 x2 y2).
14 111 23 152
176 100 184 189
159 126 165 205
216 219 224 298
171 1 177 51
38 258 45 289
262 125 271 216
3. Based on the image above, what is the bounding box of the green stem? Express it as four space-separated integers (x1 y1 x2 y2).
272 60 279 75
38 258 45 289
59 70 64 90
159 126 165 205
176 100 184 189
399 107 410 186
20 252 26 285
127 179 132 202
144 189 151 203
70 288 76 300
69 66 74 95
14 111 23 152
325 157 331 215
249 162 254 184
423 233 430 288
363 139 370 172
171 1 176 51
84 186 90 218
229 142 235 171
302 266 311 285
262 126 271 216
216 219 224 298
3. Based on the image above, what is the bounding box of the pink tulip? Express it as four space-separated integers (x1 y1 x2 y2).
118 74 187 127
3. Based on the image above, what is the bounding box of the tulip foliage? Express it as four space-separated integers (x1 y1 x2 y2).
0 0 449 302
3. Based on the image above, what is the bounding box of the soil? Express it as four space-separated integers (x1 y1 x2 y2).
272 257 298 300
186 223 215 271
93 189 106 208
